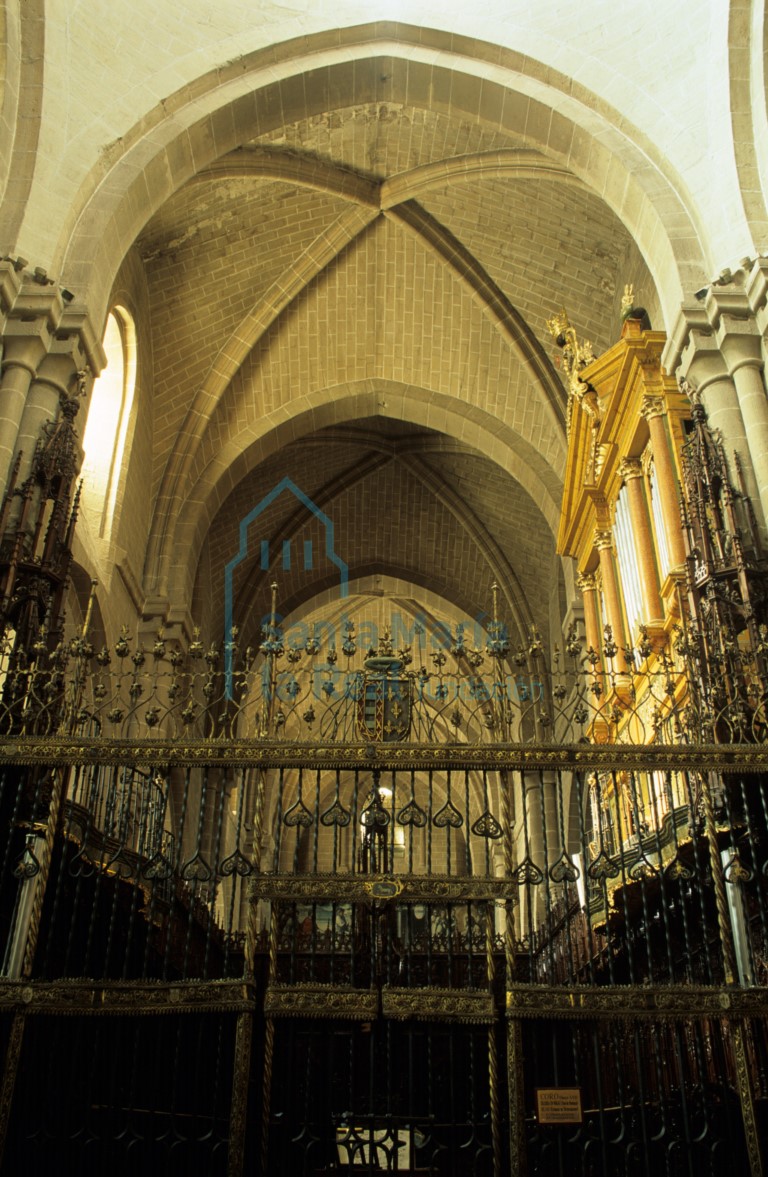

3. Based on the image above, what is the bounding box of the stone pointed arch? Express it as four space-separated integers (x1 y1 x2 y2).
163 381 564 615
0 0 44 251
56 26 707 329
224 447 536 649
728 0 768 245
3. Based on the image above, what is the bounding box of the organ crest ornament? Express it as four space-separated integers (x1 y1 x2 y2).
546 306 600 435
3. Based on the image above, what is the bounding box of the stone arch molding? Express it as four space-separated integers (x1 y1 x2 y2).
162 381 563 616
57 24 707 327
726 0 768 247
0 0 44 251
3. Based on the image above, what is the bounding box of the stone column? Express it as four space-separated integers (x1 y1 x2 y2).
15 352 82 483
709 296 768 533
6 346 87 550
640 395 687 569
594 529 629 673
618 457 664 623
675 302 765 536
0 334 48 489
2 299 102 490
541 770 561 864
0 280 66 490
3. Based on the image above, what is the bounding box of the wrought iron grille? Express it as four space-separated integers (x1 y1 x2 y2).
0 610 765 1173
1 613 767 745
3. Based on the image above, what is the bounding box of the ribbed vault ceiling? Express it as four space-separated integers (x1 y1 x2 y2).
138 99 657 642
194 419 555 650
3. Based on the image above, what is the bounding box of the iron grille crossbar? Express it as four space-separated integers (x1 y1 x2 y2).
1 976 767 1023
507 982 768 1019
0 737 766 772
250 873 516 902
0 978 255 1013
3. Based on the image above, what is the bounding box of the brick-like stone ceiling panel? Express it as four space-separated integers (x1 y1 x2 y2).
138 176 278 256
141 178 350 495
199 444 450 607
420 177 659 355
203 440 382 577
421 450 554 621
202 421 439 584
193 216 565 503
249 102 528 178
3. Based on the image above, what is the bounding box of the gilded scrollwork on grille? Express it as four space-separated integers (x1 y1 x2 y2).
249 873 516 903
1 736 766 774
506 984 768 1020
0 980 255 1015
381 987 495 1023
264 984 378 1019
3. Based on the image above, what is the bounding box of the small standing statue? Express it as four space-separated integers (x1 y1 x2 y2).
547 307 603 480
620 283 652 331
546 307 600 429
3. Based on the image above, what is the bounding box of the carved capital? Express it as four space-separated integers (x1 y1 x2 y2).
640 394 666 421
576 572 597 594
593 529 613 552
618 457 643 482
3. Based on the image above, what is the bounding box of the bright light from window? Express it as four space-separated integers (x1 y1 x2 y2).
82 307 136 539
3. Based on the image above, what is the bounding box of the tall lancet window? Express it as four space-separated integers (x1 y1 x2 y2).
81 307 137 540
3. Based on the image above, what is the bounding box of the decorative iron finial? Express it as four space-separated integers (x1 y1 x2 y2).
377 626 394 658
679 376 699 405
364 624 402 674
75 368 90 399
